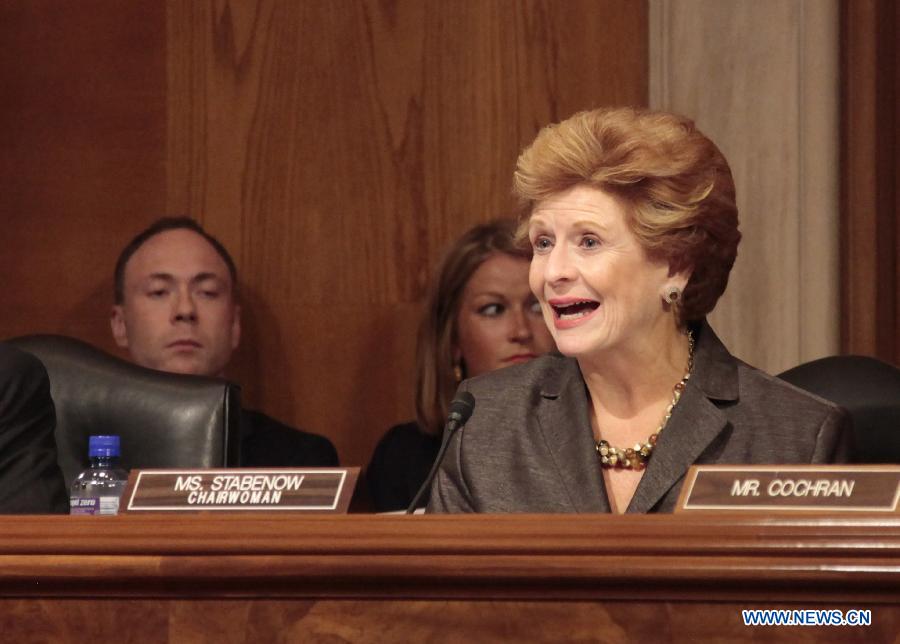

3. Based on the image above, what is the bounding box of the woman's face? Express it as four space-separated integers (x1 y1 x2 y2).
528 184 685 360
454 253 555 378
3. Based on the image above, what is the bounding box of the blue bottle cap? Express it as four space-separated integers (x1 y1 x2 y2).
88 435 121 458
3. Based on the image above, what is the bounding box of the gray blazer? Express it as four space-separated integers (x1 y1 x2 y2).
427 323 852 514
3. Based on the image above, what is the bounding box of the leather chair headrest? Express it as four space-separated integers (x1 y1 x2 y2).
778 355 900 463
9 335 240 486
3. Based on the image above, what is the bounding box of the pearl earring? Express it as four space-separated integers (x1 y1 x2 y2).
663 286 681 304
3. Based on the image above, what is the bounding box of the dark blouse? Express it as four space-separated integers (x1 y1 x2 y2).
366 421 441 512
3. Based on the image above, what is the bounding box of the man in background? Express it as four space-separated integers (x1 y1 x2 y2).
110 217 337 467
0 343 68 513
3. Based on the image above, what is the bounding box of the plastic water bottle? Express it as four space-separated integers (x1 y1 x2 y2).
69 435 129 515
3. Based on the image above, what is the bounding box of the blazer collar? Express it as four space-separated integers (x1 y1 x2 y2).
536 357 610 513
687 320 740 402
627 321 740 513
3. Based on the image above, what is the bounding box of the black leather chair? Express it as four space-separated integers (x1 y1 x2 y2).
777 355 900 463
9 335 241 487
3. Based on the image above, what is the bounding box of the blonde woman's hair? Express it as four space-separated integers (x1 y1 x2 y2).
415 219 529 435
514 107 741 324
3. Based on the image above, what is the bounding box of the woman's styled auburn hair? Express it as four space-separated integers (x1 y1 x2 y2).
415 219 530 436
514 107 741 324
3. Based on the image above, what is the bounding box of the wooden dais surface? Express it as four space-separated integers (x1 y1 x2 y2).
2 513 898 642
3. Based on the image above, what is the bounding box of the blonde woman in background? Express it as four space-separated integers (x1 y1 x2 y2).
367 220 555 512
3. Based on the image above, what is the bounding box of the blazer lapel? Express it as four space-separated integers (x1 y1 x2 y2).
534 358 610 513
625 386 727 513
626 322 739 514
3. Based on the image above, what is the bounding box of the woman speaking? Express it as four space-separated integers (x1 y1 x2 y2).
428 107 851 514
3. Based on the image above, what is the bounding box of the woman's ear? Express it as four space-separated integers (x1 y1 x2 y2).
667 264 692 291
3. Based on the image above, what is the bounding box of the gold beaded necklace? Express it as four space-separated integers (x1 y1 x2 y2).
595 330 694 470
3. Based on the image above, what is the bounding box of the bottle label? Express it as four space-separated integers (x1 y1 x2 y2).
70 496 120 516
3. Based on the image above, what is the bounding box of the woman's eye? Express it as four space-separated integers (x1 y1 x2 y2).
581 235 601 249
532 236 553 252
478 303 504 317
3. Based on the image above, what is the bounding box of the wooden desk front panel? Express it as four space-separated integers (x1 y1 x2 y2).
2 599 896 643
1 514 898 642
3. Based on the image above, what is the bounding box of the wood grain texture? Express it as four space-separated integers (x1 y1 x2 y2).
649 0 841 375
164 0 648 469
0 2 167 351
0 1 646 472
2 514 900 598
0 514 897 641
840 0 900 365
0 599 894 643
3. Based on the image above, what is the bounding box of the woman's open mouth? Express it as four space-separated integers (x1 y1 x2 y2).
550 299 600 329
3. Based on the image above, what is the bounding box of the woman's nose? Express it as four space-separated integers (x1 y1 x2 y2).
544 243 576 284
509 308 533 342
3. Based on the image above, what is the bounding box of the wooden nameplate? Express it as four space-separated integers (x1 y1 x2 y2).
676 464 900 512
121 468 358 513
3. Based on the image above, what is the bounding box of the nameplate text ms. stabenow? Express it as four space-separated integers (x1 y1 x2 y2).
122 468 358 513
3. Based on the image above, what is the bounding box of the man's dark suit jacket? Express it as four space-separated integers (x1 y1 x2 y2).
0 343 68 513
428 322 852 514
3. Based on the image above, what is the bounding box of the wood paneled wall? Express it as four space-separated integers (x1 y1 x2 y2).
164 0 647 469
651 0 900 370
841 0 900 366
0 2 167 346
0 1 648 471
649 0 841 376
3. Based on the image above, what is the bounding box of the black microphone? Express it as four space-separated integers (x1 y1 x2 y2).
405 391 475 514
444 391 476 433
